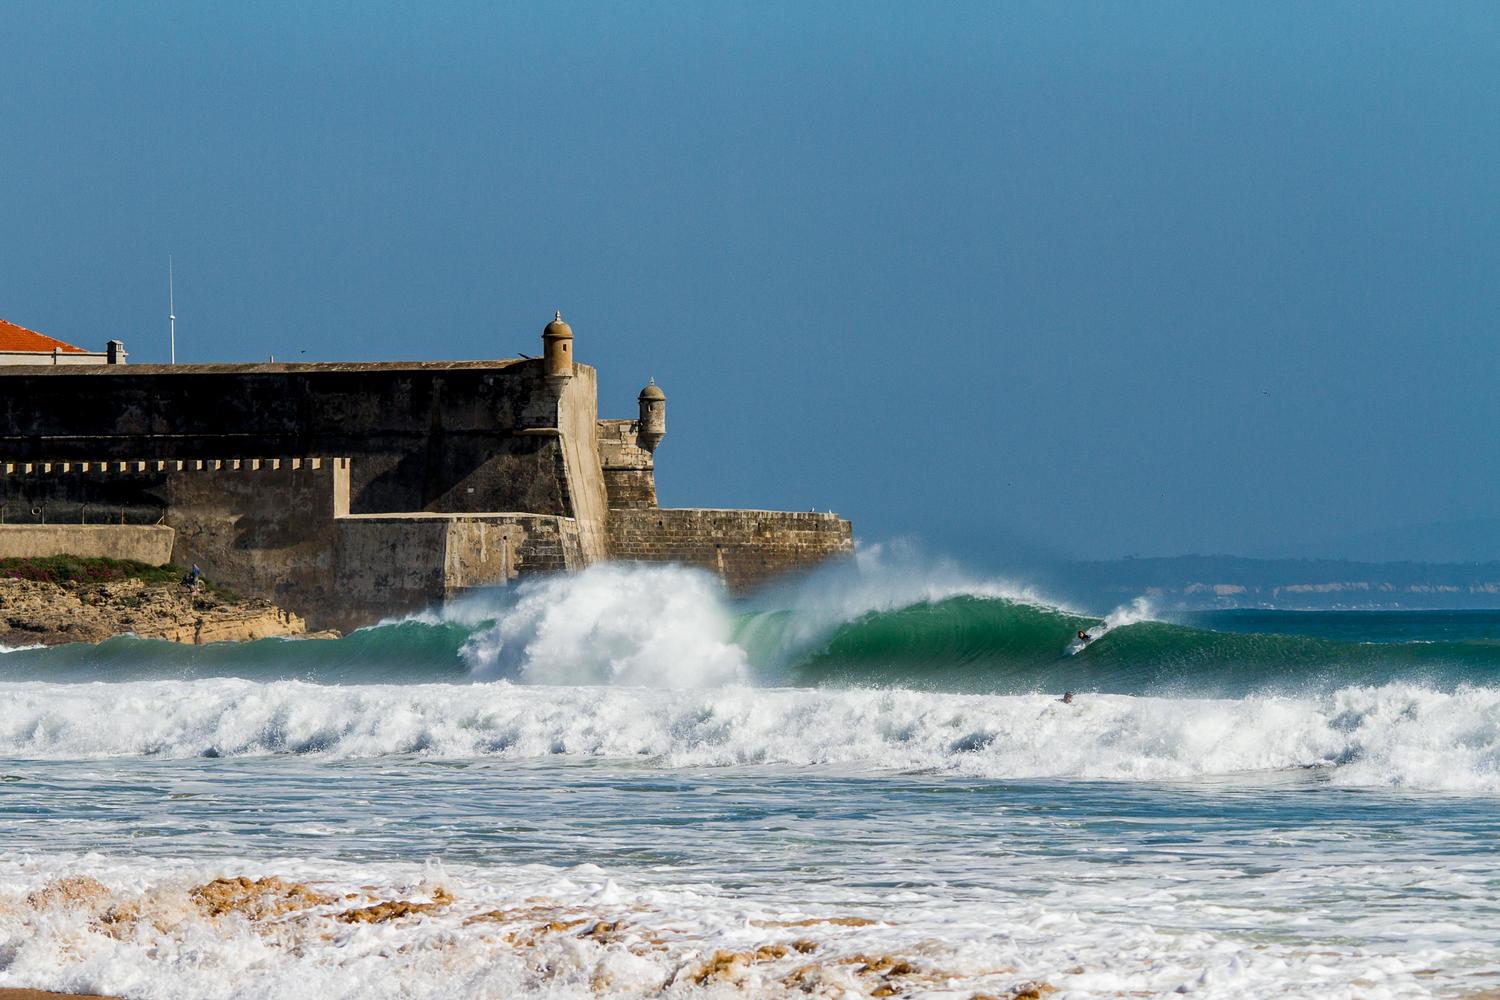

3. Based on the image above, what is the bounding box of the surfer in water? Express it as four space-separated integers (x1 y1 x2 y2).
1061 691 1075 704
1077 629 1092 644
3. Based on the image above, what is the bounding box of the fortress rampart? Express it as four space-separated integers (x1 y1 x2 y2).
608 508 855 593
0 316 852 628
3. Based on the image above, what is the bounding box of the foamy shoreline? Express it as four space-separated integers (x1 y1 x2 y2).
6 829 1490 1000
1 859 1052 999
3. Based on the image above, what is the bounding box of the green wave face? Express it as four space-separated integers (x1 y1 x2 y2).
0 620 476 684
776 596 1500 695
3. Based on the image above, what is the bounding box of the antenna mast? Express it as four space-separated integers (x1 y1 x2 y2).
168 256 177 365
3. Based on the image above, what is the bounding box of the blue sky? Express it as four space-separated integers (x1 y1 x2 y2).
3 2 1497 562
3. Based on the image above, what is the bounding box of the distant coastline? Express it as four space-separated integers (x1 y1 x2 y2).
1045 554 1500 610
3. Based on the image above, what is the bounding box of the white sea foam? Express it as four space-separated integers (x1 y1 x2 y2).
3 678 1499 790
2 837 1493 1000
459 563 749 687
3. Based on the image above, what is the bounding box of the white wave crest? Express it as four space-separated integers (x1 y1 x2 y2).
4 678 1500 791
787 540 1073 616
459 563 748 686
1103 594 1157 630
1068 595 1159 652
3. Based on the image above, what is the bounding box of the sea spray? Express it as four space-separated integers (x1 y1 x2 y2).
460 563 748 686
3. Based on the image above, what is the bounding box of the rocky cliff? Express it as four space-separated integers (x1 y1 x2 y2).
0 577 310 647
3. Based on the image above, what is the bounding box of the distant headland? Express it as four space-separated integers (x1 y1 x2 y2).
0 313 853 634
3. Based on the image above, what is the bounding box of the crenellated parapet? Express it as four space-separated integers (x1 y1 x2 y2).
3 457 339 474
0 457 350 525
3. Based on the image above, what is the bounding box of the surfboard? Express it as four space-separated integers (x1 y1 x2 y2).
1066 627 1103 656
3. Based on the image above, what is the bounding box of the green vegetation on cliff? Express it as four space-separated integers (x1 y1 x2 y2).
0 556 238 600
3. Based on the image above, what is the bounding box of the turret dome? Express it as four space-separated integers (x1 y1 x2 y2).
638 378 665 401
542 311 573 341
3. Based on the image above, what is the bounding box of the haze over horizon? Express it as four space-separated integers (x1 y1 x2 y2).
4 2 1497 564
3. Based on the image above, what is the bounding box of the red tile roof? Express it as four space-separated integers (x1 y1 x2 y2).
0 318 88 354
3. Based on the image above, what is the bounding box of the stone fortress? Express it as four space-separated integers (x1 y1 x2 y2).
0 313 853 630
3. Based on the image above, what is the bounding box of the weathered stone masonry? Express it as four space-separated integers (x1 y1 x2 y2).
0 315 852 628
608 508 854 593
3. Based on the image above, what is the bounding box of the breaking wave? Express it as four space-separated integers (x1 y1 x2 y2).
8 557 1500 694
5 555 1500 789
3 677 1500 790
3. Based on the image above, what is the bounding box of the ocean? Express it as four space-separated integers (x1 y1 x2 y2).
1 556 1498 999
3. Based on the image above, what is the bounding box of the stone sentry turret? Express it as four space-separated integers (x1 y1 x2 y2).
636 379 665 453
595 377 665 511
541 310 573 384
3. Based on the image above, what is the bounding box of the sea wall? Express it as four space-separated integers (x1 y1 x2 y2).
607 508 853 592
0 524 175 564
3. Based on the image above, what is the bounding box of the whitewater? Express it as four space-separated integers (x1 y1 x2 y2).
2 554 1499 998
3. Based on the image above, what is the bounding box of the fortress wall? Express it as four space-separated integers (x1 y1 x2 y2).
330 518 449 625
0 524 176 564
0 360 575 516
0 458 339 522
1 462 168 525
0 455 590 629
595 419 657 509
556 369 609 562
332 513 583 630
442 516 584 590
606 508 854 593
159 460 350 623
0 357 857 622
0 458 349 617
4 457 348 627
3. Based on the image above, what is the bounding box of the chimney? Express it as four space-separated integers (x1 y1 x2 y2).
106 340 127 365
